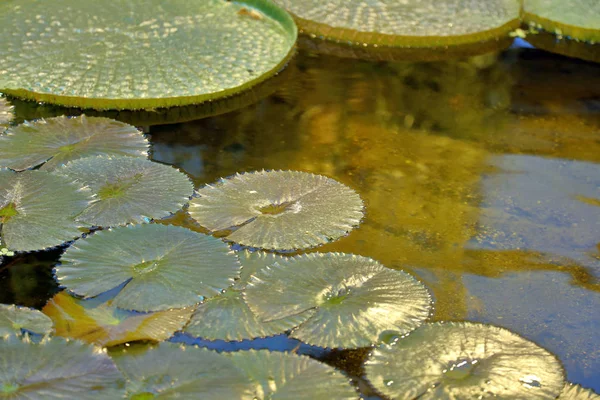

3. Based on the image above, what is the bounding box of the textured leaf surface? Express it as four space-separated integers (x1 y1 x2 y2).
365 322 565 400
189 170 364 250
0 115 149 171
0 98 13 131
0 335 125 399
524 0 600 42
0 0 296 110
55 224 240 311
274 0 521 47
229 350 358 400
0 169 91 252
559 384 600 399
42 291 193 347
0 303 53 336
55 155 193 227
244 252 431 348
112 342 254 399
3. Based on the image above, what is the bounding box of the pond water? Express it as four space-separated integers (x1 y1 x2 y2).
1 45 599 397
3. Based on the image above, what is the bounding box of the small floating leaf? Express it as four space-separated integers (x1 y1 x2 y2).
559 383 600 399
228 350 358 399
524 0 600 42
0 334 125 399
0 115 149 171
55 224 241 311
244 252 431 348
0 97 13 131
43 291 193 347
0 169 91 252
0 303 53 336
189 170 364 250
365 322 565 400
111 342 254 399
55 155 193 227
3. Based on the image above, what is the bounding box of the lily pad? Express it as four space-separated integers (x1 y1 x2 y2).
0 334 125 399
244 252 432 348
274 0 521 47
524 0 600 42
0 303 53 336
0 115 149 171
42 291 193 347
0 0 297 110
0 169 92 252
0 97 13 131
365 322 565 400
189 170 364 250
55 155 193 227
559 383 600 399
228 350 358 399
111 342 254 399
55 224 241 311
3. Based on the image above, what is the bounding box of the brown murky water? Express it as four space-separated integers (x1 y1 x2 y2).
1 46 599 396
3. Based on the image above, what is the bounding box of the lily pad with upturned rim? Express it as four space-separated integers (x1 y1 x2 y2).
0 97 13 131
55 224 241 312
0 115 149 171
365 322 565 400
228 350 359 399
189 170 364 251
524 0 600 43
0 303 53 336
244 252 432 349
54 155 193 227
559 383 600 399
0 334 125 399
0 0 297 110
0 169 92 252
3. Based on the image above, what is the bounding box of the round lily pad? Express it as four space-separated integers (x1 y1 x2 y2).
55 155 193 227
0 0 297 110
274 0 521 47
0 97 13 131
189 170 364 250
43 291 193 347
0 115 149 171
0 303 53 336
0 169 92 252
524 0 600 43
559 384 600 399
244 252 432 348
365 322 566 400
111 342 254 399
228 350 358 399
55 224 241 312
0 334 125 399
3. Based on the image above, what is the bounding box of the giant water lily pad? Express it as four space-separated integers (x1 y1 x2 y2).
0 98 13 131
365 322 565 400
274 0 521 47
524 0 600 42
55 155 193 227
43 291 193 347
189 170 364 250
55 224 241 311
559 384 600 399
0 0 297 110
228 350 358 399
0 303 53 336
0 169 91 252
0 115 149 171
111 342 254 399
0 334 125 399
244 252 432 348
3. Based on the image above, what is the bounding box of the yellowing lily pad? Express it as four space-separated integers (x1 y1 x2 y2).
0 303 53 336
559 383 600 399
189 170 364 250
42 291 193 347
0 97 13 131
0 0 297 110
524 0 600 42
0 115 149 171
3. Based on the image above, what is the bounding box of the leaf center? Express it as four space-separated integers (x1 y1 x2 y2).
130 392 156 400
98 173 143 200
323 287 350 307
132 259 160 276
258 201 298 216
443 359 478 381
1 382 20 395
0 203 19 223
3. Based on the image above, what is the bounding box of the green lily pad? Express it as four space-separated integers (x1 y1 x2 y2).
524 0 600 42
559 384 600 399
55 155 193 227
244 252 432 348
55 224 241 312
228 350 358 399
0 303 53 336
0 334 125 399
365 322 566 400
189 170 364 250
274 0 521 47
0 169 92 252
0 115 149 171
0 0 297 110
111 342 254 399
0 97 13 131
